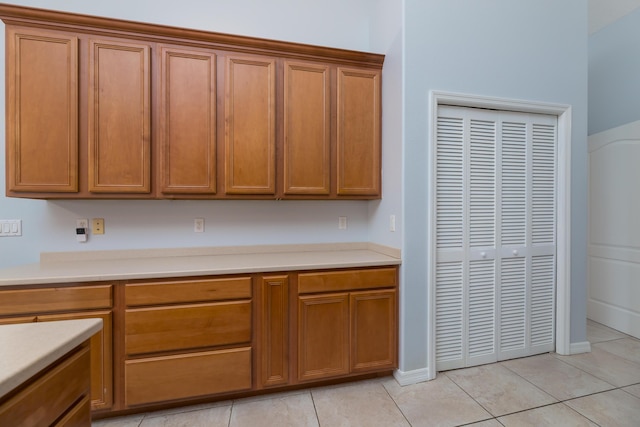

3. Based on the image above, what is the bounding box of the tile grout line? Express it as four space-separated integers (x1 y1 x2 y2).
379 378 414 426
442 371 499 424
309 389 322 427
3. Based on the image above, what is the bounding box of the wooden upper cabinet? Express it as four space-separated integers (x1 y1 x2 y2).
5 27 78 193
159 46 217 195
88 39 151 193
224 55 276 195
337 68 381 197
283 61 331 196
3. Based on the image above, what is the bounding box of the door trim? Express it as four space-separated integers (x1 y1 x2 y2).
427 91 572 380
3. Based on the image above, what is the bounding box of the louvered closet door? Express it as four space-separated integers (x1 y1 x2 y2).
435 106 556 371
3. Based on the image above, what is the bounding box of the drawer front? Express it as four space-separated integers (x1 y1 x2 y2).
0 285 112 316
0 344 90 427
125 301 251 355
54 395 91 427
125 277 252 306
298 267 397 294
125 347 252 406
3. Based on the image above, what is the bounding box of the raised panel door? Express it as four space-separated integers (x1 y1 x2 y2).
159 46 217 194
6 27 78 193
259 275 289 387
37 311 113 410
350 290 397 372
298 293 349 381
283 61 330 195
336 68 381 197
88 39 151 193
224 55 276 195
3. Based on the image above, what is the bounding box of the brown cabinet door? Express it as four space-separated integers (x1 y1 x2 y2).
159 46 217 194
259 275 289 387
336 67 381 197
298 293 349 381
283 61 331 196
5 27 78 193
350 290 397 372
88 39 151 193
224 55 276 195
37 311 113 410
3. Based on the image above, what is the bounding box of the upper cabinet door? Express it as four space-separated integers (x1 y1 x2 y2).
88 39 151 193
224 55 276 195
336 68 381 197
283 61 331 196
159 46 217 195
6 28 78 193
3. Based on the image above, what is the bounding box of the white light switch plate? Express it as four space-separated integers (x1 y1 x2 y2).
0 219 22 237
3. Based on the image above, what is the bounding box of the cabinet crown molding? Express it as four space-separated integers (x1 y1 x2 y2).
0 3 384 68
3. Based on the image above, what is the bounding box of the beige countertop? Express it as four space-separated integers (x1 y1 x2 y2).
0 318 103 400
0 243 401 287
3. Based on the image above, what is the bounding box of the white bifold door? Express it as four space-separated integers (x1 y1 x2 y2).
435 106 557 371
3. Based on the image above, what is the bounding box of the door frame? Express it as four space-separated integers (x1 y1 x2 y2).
427 91 572 379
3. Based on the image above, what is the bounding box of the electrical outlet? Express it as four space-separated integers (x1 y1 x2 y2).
92 218 105 235
338 216 347 230
76 219 89 229
194 218 204 233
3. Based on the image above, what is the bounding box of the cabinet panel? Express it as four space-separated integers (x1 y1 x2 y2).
224 55 276 195
6 27 78 193
283 61 330 195
0 344 90 427
160 46 217 194
125 301 251 355
0 285 112 316
298 268 397 294
125 347 252 406
125 277 251 307
298 293 349 381
260 275 289 387
38 311 113 410
336 68 381 196
54 395 91 427
88 39 151 193
350 290 397 372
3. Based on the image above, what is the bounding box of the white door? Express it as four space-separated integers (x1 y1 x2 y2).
435 106 556 371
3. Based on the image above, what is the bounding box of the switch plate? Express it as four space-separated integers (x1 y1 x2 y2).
194 218 204 233
92 218 105 235
390 215 396 232
0 220 22 237
338 216 347 230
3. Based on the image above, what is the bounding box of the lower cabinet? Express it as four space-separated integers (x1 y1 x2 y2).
124 347 252 406
0 265 398 416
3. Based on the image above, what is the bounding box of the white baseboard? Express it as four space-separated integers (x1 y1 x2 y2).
393 367 432 386
570 341 592 354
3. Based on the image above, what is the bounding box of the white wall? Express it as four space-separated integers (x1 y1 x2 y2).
0 0 380 269
401 0 589 373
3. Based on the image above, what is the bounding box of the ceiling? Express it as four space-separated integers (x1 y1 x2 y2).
589 0 640 34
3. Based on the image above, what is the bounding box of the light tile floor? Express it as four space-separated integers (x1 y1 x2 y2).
94 320 640 426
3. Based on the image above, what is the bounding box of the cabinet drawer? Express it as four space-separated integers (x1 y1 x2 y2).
0 344 90 427
125 277 251 306
125 347 252 406
0 285 112 316
125 301 251 355
54 395 90 427
298 268 397 294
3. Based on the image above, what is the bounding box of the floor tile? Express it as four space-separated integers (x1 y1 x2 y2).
593 337 640 364
230 392 318 427
445 363 556 417
554 346 640 387
498 403 597 426
140 406 231 427
312 380 409 427
622 383 640 398
92 414 144 427
501 353 614 400
565 389 640 426
382 374 492 427
139 401 230 419
465 420 502 427
586 320 628 343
